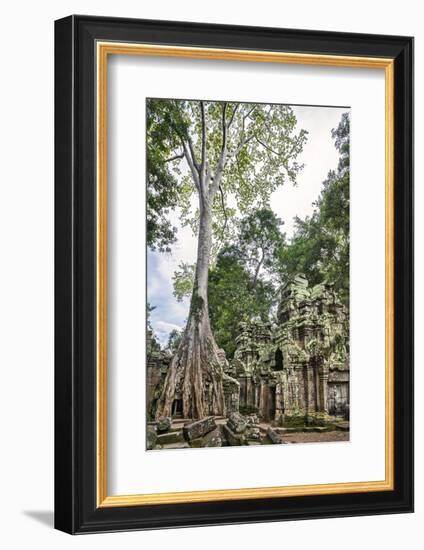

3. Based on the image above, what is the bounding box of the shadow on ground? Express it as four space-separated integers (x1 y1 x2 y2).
23 510 54 528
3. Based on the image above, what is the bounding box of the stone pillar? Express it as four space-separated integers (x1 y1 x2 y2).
318 365 329 413
259 379 269 421
274 383 283 423
304 364 316 413
246 376 254 410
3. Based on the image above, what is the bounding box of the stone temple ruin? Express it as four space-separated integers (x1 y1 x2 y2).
147 274 349 450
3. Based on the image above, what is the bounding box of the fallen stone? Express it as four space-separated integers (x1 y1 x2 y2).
146 425 157 450
156 416 172 433
223 424 247 446
188 437 204 448
161 442 190 449
183 416 216 441
201 426 223 447
267 426 283 444
246 414 259 426
156 430 184 445
227 412 247 433
246 426 261 440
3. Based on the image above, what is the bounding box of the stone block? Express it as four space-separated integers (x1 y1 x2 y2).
267 426 283 444
146 425 157 450
227 412 247 433
161 442 190 450
156 430 184 445
223 424 247 446
246 414 260 427
201 426 223 447
246 426 261 440
183 416 216 441
156 416 172 433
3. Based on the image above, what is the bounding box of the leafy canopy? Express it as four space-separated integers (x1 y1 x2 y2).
147 99 307 250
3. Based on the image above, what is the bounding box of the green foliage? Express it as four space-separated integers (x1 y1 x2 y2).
166 329 183 353
237 208 286 287
207 207 284 357
208 247 275 358
146 100 182 251
146 303 161 352
146 99 307 253
278 112 350 304
172 262 195 302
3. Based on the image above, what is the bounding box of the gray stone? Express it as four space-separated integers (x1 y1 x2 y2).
231 275 349 425
201 426 223 447
223 424 247 446
161 442 190 449
227 412 247 433
183 416 216 441
156 430 184 445
146 425 157 450
267 426 283 444
156 416 172 433
246 426 261 440
246 414 259 426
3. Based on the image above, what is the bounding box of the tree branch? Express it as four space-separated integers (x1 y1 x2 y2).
165 152 185 163
221 102 228 154
218 185 228 239
187 133 200 172
230 134 255 158
172 120 201 174
200 101 206 168
228 105 257 159
208 103 228 198
170 122 200 192
180 140 200 191
255 134 281 156
226 103 238 129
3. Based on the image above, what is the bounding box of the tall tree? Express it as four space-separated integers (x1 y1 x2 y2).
149 99 307 420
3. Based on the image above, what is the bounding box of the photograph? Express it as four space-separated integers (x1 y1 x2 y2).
146 98 351 450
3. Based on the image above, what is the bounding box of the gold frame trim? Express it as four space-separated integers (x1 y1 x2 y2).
96 42 395 508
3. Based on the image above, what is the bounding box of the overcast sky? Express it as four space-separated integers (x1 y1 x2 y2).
147 105 348 347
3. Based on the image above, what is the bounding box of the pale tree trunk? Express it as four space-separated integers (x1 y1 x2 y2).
155 191 226 420
155 101 236 421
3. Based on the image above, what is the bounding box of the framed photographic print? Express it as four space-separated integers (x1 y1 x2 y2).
54 15 414 534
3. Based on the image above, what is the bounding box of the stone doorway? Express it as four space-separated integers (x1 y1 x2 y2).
172 398 183 418
275 348 283 371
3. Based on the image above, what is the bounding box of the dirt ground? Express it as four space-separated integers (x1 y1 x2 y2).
282 430 349 444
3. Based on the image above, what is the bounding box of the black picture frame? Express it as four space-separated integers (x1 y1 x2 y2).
55 14 414 534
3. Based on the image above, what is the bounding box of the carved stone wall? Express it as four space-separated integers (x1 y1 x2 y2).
146 330 172 420
232 275 349 423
